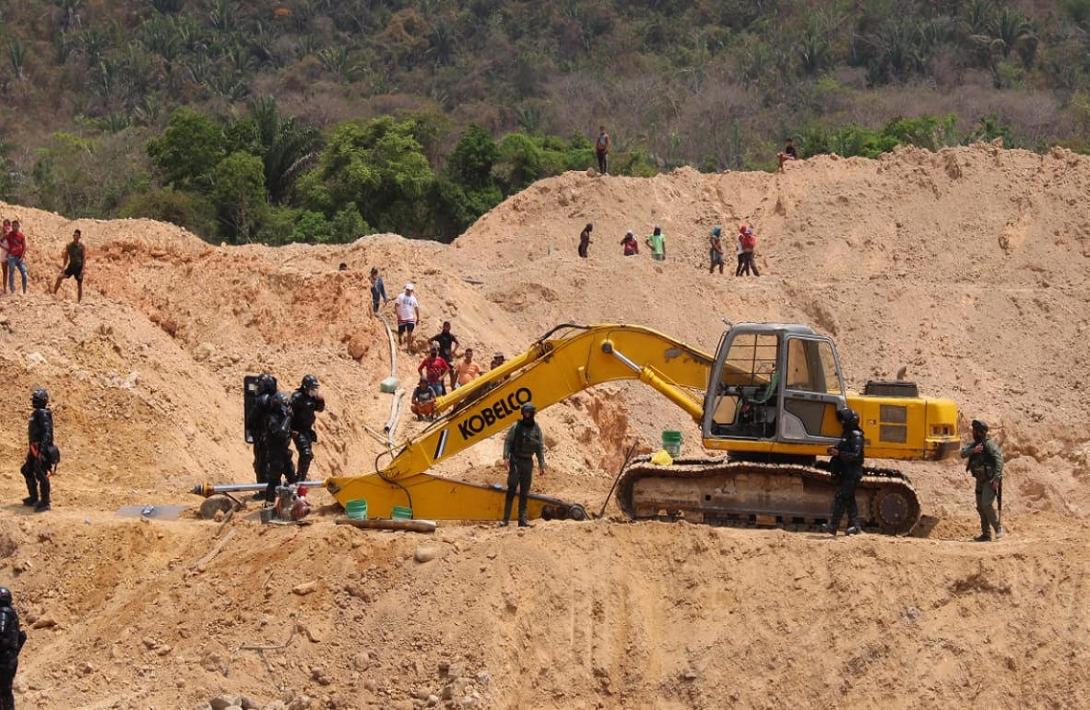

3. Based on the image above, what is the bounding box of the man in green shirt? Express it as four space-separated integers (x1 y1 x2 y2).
53 229 86 303
501 403 546 527
960 419 1005 541
646 226 666 261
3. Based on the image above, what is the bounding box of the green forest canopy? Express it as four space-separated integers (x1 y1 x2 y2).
2 0 1090 242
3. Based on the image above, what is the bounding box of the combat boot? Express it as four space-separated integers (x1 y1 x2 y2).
973 533 991 542
518 519 532 528
845 524 863 535
21 496 37 507
34 500 51 513
993 526 1005 540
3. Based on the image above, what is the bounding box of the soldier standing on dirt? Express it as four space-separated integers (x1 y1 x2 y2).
961 419 1005 542
501 403 546 528
22 388 55 513
821 407 865 536
0 587 26 710
290 374 325 482
247 374 277 499
263 385 296 504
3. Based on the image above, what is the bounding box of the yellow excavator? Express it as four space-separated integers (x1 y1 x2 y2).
322 323 960 535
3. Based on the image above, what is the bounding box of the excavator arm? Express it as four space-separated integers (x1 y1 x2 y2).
324 324 714 520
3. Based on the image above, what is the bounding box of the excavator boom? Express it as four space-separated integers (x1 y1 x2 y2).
325 324 713 519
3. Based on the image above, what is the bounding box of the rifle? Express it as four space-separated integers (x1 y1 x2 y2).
997 478 1003 526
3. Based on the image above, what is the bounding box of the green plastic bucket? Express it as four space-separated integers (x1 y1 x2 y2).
345 499 368 520
392 506 413 520
662 430 682 458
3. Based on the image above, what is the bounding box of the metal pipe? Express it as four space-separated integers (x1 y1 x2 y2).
191 481 324 497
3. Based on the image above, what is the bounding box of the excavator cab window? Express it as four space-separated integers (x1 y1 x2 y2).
708 332 780 439
779 337 846 442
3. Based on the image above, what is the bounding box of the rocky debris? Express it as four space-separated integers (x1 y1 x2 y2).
414 545 438 563
292 581 318 596
347 334 370 361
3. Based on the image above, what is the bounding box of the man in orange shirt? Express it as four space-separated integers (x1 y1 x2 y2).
454 349 482 389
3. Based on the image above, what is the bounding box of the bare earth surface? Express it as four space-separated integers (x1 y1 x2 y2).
0 143 1088 709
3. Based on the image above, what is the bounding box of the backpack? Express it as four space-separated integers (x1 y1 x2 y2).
741 233 757 251
265 394 293 441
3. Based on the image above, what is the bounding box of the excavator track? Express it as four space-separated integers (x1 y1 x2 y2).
615 456 920 535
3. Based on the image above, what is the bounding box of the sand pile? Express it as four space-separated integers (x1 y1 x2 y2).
0 142 1088 707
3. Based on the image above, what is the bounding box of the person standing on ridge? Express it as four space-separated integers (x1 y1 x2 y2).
778 137 798 172
21 388 55 512
52 228 86 303
595 126 611 175
394 283 420 351
429 321 460 391
646 225 666 261
0 587 27 710
708 225 725 274
739 225 759 276
821 407 865 536
6 221 27 295
578 223 593 258
620 230 639 256
501 403 546 528
290 374 325 482
961 419 1005 542
369 267 389 316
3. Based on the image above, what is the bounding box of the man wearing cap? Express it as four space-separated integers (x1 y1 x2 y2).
960 419 1005 541
394 283 420 351
501 403 545 527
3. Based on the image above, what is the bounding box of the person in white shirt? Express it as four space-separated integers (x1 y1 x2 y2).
394 283 420 351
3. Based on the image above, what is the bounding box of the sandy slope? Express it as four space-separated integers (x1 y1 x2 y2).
0 143 1088 708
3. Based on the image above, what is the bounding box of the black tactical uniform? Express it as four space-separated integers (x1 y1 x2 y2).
0 587 26 710
501 403 545 527
263 390 296 503
247 374 277 487
21 389 55 512
290 375 325 481
960 419 1005 541
823 407 865 536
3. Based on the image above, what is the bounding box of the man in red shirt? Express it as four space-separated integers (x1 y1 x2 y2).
418 345 451 397
6 220 28 294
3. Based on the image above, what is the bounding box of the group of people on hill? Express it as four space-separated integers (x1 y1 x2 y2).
366 267 503 421
577 221 760 276
0 218 88 301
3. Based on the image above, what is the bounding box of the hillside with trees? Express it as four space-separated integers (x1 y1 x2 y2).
2 0 1090 242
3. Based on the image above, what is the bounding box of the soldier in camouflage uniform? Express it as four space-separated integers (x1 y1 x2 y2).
960 419 1004 542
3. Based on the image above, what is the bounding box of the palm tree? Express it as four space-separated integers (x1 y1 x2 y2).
248 97 321 204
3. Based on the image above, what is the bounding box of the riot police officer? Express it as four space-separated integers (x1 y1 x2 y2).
262 385 296 504
290 374 325 481
821 406 865 536
0 587 26 710
247 374 277 498
960 419 1004 541
501 403 546 528
22 388 55 513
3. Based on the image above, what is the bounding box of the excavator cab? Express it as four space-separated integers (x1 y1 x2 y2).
703 324 846 454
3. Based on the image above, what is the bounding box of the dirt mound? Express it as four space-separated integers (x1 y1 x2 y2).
1 142 1089 707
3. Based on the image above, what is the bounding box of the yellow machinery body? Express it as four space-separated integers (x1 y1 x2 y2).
325 323 960 524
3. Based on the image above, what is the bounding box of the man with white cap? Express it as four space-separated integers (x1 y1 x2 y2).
394 282 420 351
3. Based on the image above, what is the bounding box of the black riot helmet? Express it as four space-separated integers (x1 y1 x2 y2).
256 373 277 396
0 587 12 606
31 388 49 409
301 374 319 390
836 406 859 429
521 403 536 417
